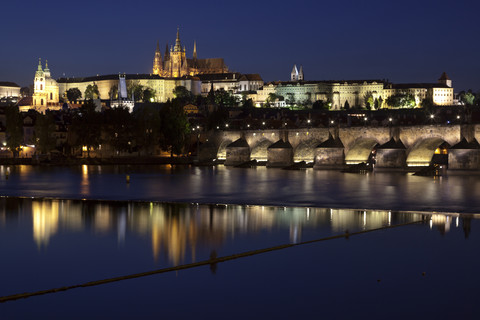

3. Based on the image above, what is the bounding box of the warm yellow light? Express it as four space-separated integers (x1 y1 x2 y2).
82 146 87 151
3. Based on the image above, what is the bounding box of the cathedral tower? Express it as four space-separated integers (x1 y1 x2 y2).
168 28 188 77
152 41 163 75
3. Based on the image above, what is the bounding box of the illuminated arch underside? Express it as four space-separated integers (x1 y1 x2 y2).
217 140 232 160
407 137 445 167
251 139 274 161
294 139 321 162
345 139 378 164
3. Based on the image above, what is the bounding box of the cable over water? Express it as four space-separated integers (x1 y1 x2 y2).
0 220 424 303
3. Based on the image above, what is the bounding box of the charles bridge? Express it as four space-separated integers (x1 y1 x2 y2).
198 124 480 170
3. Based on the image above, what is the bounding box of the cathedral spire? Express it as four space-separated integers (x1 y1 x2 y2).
164 43 170 60
193 40 197 60
37 58 43 71
174 27 182 52
44 59 51 77
153 41 163 75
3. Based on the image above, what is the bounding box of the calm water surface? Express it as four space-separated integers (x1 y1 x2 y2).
0 164 478 212
0 165 479 319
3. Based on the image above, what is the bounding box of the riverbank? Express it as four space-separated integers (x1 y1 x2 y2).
0 156 195 166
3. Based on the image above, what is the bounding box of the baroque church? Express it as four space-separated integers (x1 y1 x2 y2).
152 29 229 77
31 58 60 112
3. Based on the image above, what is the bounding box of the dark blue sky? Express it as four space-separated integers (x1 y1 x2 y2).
2 0 479 91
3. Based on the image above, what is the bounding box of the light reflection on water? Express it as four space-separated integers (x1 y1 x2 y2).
0 197 473 266
0 198 479 318
0 164 480 212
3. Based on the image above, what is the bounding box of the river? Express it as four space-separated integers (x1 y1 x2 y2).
0 165 478 319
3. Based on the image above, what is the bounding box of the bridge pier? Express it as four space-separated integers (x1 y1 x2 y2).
224 138 250 166
267 139 293 167
448 138 480 170
375 138 407 170
313 135 345 170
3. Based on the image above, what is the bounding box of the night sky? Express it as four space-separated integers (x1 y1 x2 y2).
2 0 479 91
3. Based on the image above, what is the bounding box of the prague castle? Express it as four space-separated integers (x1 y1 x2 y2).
23 30 454 112
152 28 228 77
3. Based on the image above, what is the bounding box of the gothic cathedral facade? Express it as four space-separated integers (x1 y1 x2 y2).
152 29 228 78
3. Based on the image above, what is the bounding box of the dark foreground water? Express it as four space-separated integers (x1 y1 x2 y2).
0 165 480 319
0 164 479 212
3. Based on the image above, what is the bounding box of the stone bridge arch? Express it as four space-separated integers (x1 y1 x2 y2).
294 138 322 162
251 138 275 161
345 138 379 165
406 137 448 167
217 139 233 160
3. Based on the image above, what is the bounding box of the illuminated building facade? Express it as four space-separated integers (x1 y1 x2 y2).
152 29 229 78
57 74 201 103
0 82 20 98
32 59 61 112
383 72 454 107
252 68 454 109
197 73 263 95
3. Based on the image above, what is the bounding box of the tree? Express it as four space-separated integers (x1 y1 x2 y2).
108 84 118 100
34 112 56 154
69 101 102 157
84 84 100 100
173 86 193 104
127 81 143 101
420 97 435 111
461 91 476 106
344 100 350 110
286 93 295 106
5 106 23 158
214 89 237 107
206 107 229 130
267 92 278 106
160 100 190 156
143 88 155 102
385 93 416 108
364 91 374 110
67 88 82 102
20 87 31 97
103 107 133 154
133 104 161 155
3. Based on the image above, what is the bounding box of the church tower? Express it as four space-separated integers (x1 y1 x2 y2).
152 41 163 75
438 72 452 88
291 64 298 81
168 28 188 77
32 58 59 112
